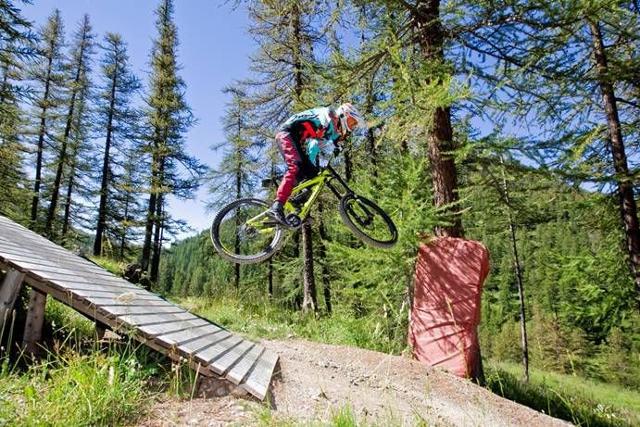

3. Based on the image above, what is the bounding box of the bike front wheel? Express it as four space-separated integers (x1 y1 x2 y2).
339 194 398 249
211 198 285 264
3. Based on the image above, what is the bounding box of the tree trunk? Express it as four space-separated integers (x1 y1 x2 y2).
413 0 463 238
150 191 164 283
268 258 274 298
301 219 317 312
61 153 76 238
589 19 640 309
141 146 159 272
31 50 55 227
45 30 89 238
317 201 332 313
500 157 529 382
411 0 478 381
94 61 118 256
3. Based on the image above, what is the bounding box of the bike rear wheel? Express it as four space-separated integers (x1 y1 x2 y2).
339 194 398 249
211 198 285 264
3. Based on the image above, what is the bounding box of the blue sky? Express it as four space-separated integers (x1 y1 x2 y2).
22 0 255 238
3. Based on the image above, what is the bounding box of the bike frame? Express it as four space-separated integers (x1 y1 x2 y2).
245 164 353 232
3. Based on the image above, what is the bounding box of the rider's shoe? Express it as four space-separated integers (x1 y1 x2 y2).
267 201 289 227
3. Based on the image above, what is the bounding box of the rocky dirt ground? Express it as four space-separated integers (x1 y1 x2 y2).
137 339 570 427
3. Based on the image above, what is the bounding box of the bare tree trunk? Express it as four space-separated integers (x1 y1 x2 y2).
317 201 332 313
94 60 118 255
500 157 529 382
268 258 274 297
301 219 317 312
31 50 55 227
141 143 159 272
589 19 640 310
150 191 164 283
61 152 77 238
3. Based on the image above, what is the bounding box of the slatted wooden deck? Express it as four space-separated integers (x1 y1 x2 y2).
0 215 278 400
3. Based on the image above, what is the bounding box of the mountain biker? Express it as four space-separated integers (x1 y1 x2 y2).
268 103 367 226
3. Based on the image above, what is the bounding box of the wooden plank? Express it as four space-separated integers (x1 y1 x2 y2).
156 323 223 346
241 349 279 400
178 329 232 354
139 318 211 337
118 311 197 327
209 339 253 375
64 287 154 298
98 305 186 316
0 246 129 281
83 296 171 306
0 242 135 283
0 257 137 287
195 335 243 370
0 269 25 332
22 288 47 356
0 217 278 400
227 344 265 384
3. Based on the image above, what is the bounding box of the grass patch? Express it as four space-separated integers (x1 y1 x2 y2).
486 361 640 427
176 295 408 354
90 256 126 276
0 345 157 426
0 301 164 426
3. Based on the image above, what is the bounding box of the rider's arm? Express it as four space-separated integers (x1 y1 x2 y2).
306 138 334 165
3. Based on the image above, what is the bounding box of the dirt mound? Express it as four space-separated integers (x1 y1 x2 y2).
138 339 569 426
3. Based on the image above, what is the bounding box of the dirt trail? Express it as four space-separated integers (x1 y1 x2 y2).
138 338 570 426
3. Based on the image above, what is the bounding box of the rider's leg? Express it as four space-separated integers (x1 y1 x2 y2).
269 131 303 225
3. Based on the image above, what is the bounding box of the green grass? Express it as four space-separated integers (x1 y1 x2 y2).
486 361 640 427
176 295 409 355
0 348 156 426
0 299 162 426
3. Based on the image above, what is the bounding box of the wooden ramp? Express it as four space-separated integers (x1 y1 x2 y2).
0 215 278 400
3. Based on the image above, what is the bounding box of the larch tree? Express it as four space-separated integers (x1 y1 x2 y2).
45 14 94 238
458 0 640 308
0 0 35 221
207 86 257 289
28 9 65 229
141 0 205 284
244 0 326 311
93 32 141 256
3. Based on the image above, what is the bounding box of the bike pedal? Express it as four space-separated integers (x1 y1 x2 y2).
285 214 302 229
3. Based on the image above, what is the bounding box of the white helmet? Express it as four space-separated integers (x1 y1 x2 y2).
336 103 367 134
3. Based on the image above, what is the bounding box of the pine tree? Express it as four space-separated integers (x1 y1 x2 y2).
141 0 205 284
28 9 65 229
458 0 640 308
207 86 258 289
0 1 34 221
93 32 141 256
45 14 94 238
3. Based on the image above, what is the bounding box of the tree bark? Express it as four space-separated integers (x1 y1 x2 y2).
61 151 76 238
317 202 332 313
589 19 640 309
500 157 529 382
150 190 164 283
31 46 55 227
413 0 463 238
301 219 317 312
94 57 119 255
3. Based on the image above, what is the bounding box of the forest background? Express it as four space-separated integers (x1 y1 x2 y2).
1 0 640 425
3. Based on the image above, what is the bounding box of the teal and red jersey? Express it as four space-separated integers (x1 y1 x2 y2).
279 107 341 164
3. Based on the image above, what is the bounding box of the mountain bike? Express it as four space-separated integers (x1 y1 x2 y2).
210 160 398 264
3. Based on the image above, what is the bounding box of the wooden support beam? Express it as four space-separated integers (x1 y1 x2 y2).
22 288 47 356
0 269 25 333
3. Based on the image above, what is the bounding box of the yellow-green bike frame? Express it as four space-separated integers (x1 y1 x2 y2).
246 164 348 232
